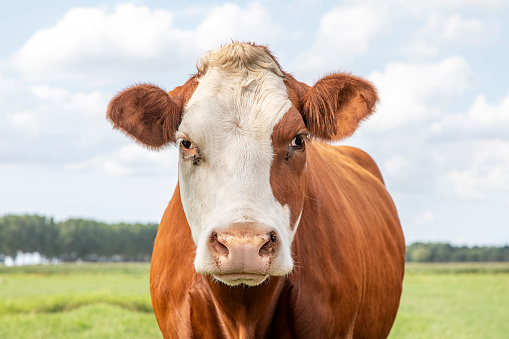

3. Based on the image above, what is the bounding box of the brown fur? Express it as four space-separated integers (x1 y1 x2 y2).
107 77 198 148
285 72 378 140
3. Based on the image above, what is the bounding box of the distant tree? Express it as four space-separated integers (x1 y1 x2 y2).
0 215 60 256
450 246 469 262
405 242 509 262
406 243 432 262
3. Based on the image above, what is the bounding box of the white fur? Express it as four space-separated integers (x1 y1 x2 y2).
177 52 297 277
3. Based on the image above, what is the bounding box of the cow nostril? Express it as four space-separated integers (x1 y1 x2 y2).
259 231 277 257
210 233 229 257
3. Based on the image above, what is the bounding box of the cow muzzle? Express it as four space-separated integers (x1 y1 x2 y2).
208 228 278 286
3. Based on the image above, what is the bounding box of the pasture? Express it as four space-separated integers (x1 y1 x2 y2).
0 263 507 338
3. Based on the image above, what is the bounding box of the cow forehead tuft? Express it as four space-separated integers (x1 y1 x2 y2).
197 42 283 78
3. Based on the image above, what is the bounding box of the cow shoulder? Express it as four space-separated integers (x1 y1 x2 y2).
308 142 384 185
336 146 385 185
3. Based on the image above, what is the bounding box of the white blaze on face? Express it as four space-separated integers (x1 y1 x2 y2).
176 46 296 276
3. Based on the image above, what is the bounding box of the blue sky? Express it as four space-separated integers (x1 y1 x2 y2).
1 0 508 246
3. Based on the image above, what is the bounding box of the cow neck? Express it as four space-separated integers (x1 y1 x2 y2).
204 275 289 337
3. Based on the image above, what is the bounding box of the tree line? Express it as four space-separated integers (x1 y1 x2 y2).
405 242 509 262
0 214 158 262
1 214 508 262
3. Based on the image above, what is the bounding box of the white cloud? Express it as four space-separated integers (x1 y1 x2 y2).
193 3 279 51
294 5 385 78
12 4 187 83
0 78 180 179
415 211 435 225
442 15 483 40
421 13 493 44
384 156 409 175
0 80 111 166
317 6 381 55
365 56 473 130
431 91 509 200
30 84 69 101
448 140 509 199
26 85 110 127
11 3 278 85
0 75 19 92
65 144 178 176
467 92 509 127
403 41 438 57
9 111 41 136
352 0 502 12
432 89 509 139
402 13 500 58
0 79 177 178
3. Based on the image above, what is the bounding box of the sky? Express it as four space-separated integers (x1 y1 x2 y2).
0 0 508 246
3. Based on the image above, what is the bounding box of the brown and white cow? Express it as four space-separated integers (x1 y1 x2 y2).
107 42 405 338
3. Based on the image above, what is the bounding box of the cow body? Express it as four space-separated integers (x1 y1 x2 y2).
108 42 405 338
150 143 404 338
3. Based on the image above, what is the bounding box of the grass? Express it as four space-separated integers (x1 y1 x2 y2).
0 263 161 339
0 262 508 338
0 304 159 339
389 263 509 339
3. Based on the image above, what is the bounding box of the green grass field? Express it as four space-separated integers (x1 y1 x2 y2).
1 263 507 338
0 264 161 339
390 263 509 339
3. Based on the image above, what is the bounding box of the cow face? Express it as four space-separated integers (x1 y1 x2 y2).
107 43 377 286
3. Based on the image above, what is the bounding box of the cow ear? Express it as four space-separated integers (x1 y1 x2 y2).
107 79 197 148
286 73 378 141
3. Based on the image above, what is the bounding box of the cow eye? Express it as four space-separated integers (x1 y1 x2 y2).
179 138 201 164
181 139 193 150
290 134 307 148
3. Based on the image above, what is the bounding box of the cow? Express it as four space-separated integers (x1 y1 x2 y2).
107 42 405 338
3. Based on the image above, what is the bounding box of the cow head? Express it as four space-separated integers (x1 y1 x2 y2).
107 42 377 286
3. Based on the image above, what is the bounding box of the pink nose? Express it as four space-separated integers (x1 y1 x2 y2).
209 230 277 272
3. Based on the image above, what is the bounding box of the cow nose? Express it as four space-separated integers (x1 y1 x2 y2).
209 230 277 271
